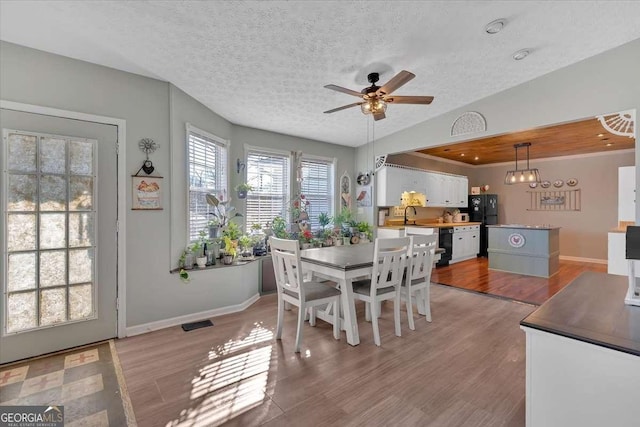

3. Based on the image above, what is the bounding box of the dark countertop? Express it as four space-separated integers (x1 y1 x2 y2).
520 272 640 357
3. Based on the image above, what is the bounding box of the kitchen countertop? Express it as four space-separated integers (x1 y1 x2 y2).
381 221 482 229
610 222 635 233
520 272 640 357
487 224 560 230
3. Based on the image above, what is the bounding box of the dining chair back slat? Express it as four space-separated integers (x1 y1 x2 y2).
404 234 438 330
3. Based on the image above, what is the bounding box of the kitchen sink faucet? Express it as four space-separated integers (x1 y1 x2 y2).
404 206 417 225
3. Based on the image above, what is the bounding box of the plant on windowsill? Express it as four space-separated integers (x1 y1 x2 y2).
206 193 242 238
357 221 373 243
223 236 237 265
235 183 253 199
270 216 289 239
299 229 313 249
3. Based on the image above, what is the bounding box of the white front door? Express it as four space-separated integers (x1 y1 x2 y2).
1 109 118 364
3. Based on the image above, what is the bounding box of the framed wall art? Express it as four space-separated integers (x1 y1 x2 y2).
132 175 163 210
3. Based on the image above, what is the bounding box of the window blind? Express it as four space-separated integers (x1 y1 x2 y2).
188 130 227 241
301 158 334 231
245 150 290 232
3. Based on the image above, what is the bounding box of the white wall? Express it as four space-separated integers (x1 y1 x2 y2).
0 41 357 330
359 38 640 226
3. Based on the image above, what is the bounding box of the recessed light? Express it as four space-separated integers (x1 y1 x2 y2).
597 133 604 137
485 19 506 34
513 49 531 61
474 156 479 161
460 153 465 157
606 143 613 147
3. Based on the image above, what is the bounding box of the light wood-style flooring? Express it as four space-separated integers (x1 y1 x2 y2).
116 285 536 426
431 257 607 305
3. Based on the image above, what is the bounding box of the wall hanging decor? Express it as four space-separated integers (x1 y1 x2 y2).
132 175 163 210
595 110 635 138
451 111 487 137
136 137 159 175
340 171 351 210
527 189 580 211
356 186 372 207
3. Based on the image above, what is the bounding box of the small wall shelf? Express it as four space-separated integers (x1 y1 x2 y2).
527 189 581 211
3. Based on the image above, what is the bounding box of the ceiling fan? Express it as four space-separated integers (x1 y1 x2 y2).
323 70 434 121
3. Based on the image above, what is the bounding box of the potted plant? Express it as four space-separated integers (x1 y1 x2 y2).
270 216 289 239
206 193 242 238
299 229 313 249
357 221 373 243
238 234 253 257
235 183 253 199
222 236 237 265
222 221 242 245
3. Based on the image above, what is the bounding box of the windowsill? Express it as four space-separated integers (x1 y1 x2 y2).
169 254 270 274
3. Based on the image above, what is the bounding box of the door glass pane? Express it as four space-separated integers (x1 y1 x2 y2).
40 288 67 326
7 134 37 172
69 249 93 284
40 213 66 249
40 175 67 211
39 251 67 288
69 176 93 211
8 174 37 211
7 252 37 292
69 285 93 320
7 213 36 251
69 213 94 247
69 140 93 175
40 137 67 174
7 292 37 333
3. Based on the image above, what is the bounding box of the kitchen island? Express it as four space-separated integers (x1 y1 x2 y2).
520 272 640 427
487 224 560 278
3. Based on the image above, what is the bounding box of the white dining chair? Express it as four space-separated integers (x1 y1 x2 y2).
403 234 437 330
269 237 341 353
352 237 411 346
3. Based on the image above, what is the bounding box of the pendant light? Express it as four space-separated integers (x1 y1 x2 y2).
504 142 541 185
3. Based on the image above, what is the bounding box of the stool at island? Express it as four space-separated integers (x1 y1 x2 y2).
626 226 640 306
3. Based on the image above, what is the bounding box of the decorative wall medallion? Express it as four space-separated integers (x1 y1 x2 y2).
553 179 564 188
508 233 526 248
540 180 551 189
529 182 538 189
596 110 635 138
375 155 387 171
567 178 578 187
451 111 487 137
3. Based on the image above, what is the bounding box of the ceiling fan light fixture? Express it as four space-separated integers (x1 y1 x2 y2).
504 142 541 185
485 18 506 34
361 99 387 115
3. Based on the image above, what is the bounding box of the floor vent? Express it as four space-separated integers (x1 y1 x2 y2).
181 320 214 332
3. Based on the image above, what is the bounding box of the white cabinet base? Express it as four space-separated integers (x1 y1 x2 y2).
521 326 640 427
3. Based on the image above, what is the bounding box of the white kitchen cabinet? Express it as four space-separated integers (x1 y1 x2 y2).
425 172 468 208
377 228 405 238
376 166 404 206
451 225 479 263
618 166 636 222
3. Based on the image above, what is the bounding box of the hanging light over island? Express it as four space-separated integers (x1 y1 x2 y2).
504 142 542 184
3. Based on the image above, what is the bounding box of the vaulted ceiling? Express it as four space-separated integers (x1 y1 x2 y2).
1 1 640 147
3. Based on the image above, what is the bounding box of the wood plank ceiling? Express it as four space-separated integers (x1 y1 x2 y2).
417 115 635 165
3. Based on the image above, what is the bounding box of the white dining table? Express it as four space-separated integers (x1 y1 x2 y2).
300 243 442 346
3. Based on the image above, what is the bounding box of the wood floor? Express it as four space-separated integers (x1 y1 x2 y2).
431 257 607 305
116 285 536 427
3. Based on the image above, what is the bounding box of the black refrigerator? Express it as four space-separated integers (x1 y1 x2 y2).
469 194 498 257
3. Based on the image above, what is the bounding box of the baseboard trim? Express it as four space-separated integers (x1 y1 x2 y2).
125 293 260 337
559 255 608 265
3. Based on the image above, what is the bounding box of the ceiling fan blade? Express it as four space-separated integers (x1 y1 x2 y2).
384 95 434 104
324 84 363 98
377 70 415 96
323 102 364 114
373 111 386 121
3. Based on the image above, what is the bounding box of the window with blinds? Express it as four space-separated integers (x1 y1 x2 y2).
187 127 228 242
245 150 290 232
301 157 335 231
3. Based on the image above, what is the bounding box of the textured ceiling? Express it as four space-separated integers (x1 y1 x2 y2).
1 1 640 147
